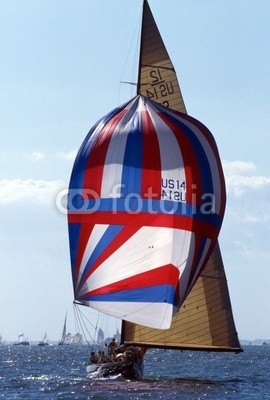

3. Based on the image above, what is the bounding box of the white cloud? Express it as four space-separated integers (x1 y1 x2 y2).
1 150 77 162
223 160 270 197
223 160 256 175
225 174 270 197
56 150 77 161
25 151 45 161
0 179 66 205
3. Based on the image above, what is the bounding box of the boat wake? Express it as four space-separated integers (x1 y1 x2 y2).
90 372 123 381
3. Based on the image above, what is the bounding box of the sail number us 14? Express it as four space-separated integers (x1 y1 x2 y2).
161 179 186 202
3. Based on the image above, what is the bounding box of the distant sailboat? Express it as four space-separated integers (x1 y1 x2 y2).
13 333 29 346
38 332 49 346
58 313 81 345
68 0 242 379
58 313 68 345
72 332 83 344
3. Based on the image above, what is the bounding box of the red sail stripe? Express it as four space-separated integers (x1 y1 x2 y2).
141 110 162 199
178 112 226 215
158 112 203 205
84 264 179 296
82 107 128 197
69 211 218 240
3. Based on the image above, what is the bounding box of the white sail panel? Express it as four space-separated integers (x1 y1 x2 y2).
78 226 179 293
78 226 193 323
88 301 173 330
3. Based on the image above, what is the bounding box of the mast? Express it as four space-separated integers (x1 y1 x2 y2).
122 0 242 353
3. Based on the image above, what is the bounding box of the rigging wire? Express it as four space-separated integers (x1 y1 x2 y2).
73 304 98 348
117 10 141 105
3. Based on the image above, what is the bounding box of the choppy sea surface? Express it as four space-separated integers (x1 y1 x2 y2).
0 344 269 399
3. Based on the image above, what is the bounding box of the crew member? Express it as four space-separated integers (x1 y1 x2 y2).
89 351 98 364
108 338 118 357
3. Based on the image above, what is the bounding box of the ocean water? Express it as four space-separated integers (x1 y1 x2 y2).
0 344 269 399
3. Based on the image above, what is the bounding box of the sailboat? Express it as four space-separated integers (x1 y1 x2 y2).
38 332 49 346
58 313 69 345
13 333 30 346
72 332 83 344
68 0 242 379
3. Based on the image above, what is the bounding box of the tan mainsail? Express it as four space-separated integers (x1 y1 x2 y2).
122 0 241 352
122 244 241 351
137 0 186 114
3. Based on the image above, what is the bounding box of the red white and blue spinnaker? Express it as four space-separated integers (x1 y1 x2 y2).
68 95 226 329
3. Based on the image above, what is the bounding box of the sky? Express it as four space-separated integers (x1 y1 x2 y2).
0 0 269 343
